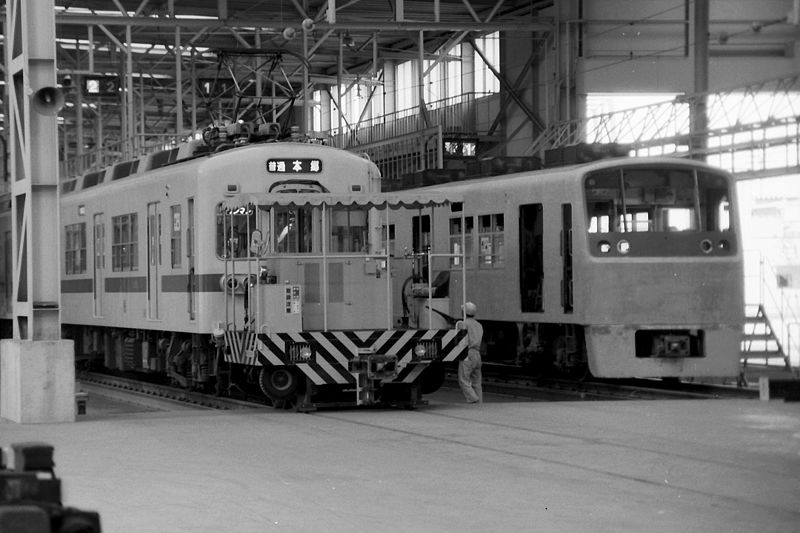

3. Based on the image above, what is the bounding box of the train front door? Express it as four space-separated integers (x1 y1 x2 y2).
93 213 105 317
147 202 161 320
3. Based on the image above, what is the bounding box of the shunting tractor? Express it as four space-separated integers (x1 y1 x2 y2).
215 190 470 410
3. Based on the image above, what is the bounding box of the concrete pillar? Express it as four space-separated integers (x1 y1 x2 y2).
1 339 75 423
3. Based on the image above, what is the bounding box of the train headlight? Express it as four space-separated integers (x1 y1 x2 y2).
287 342 314 362
617 239 630 254
717 239 730 252
413 340 440 361
700 239 713 254
598 240 612 254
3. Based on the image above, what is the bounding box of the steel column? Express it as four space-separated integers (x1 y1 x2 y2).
4 0 62 340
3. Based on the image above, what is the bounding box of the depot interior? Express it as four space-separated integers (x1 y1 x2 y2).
1 0 799 366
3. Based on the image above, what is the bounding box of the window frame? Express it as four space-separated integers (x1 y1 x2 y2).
111 213 138 272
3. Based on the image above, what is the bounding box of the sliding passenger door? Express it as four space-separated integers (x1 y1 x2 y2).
147 202 161 320
519 204 543 312
561 203 574 313
187 198 196 321
93 213 105 317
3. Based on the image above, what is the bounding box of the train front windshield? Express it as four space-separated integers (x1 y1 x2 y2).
584 165 735 257
215 203 369 258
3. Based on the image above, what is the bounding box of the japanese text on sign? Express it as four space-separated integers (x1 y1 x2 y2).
267 159 322 173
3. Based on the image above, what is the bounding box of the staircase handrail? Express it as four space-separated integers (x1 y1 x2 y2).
746 250 800 365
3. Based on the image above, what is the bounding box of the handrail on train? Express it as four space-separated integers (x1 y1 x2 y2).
221 190 466 333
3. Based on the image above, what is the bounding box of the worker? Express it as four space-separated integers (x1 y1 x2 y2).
457 301 484 404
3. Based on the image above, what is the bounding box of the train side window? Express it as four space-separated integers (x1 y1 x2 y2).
478 213 504 267
412 215 431 253
112 213 138 271
65 222 87 275
380 224 395 259
449 216 474 268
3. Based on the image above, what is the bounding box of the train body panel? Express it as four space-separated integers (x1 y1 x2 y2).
398 156 744 379
59 143 382 334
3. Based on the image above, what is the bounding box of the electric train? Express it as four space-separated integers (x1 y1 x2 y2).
390 155 744 380
0 127 468 410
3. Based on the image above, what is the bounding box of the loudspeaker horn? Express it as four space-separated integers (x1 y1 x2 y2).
31 86 65 116
282 27 297 40
301 18 315 32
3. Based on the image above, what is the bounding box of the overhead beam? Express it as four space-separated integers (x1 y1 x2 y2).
53 14 553 33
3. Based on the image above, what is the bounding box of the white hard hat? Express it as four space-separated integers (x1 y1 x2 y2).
462 301 477 316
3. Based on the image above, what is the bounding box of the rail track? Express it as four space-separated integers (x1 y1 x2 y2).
79 364 760 413
447 363 761 401
77 371 268 410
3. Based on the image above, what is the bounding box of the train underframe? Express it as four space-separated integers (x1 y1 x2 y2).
481 319 731 380
63 325 224 392
63 324 456 409
481 320 590 379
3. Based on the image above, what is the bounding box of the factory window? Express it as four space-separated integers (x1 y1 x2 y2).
170 205 181 268
449 216 474 268
65 222 87 275
478 213 504 267
112 213 138 271
473 32 500 94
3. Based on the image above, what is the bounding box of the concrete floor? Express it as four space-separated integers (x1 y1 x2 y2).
1 386 799 533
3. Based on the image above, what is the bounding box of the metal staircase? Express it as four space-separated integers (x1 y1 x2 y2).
739 304 793 386
741 304 790 368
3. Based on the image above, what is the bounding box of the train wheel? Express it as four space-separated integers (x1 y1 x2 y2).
420 362 446 394
551 336 590 381
258 367 300 409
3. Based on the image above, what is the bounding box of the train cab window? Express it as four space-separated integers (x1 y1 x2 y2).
585 167 733 234
274 207 314 253
478 213 504 267
216 204 260 258
449 216 474 267
329 207 368 253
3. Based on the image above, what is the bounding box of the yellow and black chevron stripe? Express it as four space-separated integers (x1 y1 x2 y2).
223 330 257 365
227 329 468 387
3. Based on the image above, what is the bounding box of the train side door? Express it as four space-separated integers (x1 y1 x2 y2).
147 202 161 320
561 203 574 313
187 198 196 321
93 213 105 317
519 204 543 312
